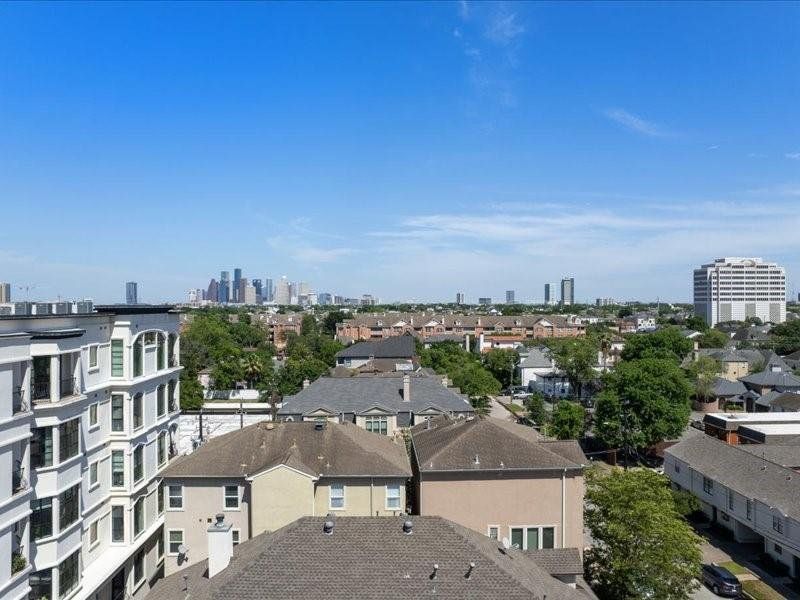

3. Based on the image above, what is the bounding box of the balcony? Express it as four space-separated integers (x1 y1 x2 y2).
12 467 28 495
12 387 28 414
31 380 50 402
11 550 26 575
168 356 178 368
60 376 78 399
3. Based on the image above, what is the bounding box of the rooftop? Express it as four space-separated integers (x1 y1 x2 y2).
336 335 416 359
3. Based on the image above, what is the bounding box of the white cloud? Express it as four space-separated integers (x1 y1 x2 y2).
786 152 800 160
603 108 671 138
291 246 355 263
484 11 525 44
458 0 470 21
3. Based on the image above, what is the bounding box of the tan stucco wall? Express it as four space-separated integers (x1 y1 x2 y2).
721 361 749 381
251 466 316 534
163 477 250 575
314 478 407 517
417 472 584 550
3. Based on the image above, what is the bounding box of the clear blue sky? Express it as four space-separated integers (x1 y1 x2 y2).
1 2 798 304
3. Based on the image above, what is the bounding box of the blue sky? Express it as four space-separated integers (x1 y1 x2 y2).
1 2 798 304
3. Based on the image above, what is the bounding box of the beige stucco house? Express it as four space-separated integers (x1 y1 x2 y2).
161 420 411 574
410 415 587 552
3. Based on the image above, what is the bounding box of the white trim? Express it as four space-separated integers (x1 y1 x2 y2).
87 402 99 429
507 524 558 550
88 518 100 550
329 481 346 511
487 524 500 540
166 484 184 511
167 528 185 556
384 483 401 511
88 460 99 489
223 484 241 511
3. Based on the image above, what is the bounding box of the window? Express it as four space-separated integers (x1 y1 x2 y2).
157 533 165 558
224 485 239 509
158 482 165 514
157 385 166 417
385 483 401 510
29 568 52 600
488 527 499 540
365 415 388 435
133 337 143 377
31 498 53 540
774 543 783 555
329 482 345 509
89 461 99 487
727 489 734 510
88 345 98 369
111 339 124 377
111 394 124 432
31 427 53 468
111 505 124 542
133 497 144 538
510 527 524 549
157 334 166 370
773 516 784 534
59 484 80 530
158 432 167 466
59 419 80 462
89 521 98 546
89 402 98 427
542 527 555 549
168 379 177 411
168 485 183 509
144 331 157 345
168 530 183 555
746 499 752 521
509 526 555 550
674 462 681 473
133 445 144 483
133 393 143 430
703 477 714 494
111 450 125 487
133 549 144 585
232 530 240 546
58 550 80 598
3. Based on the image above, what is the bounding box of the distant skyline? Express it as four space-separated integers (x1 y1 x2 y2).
1 2 798 303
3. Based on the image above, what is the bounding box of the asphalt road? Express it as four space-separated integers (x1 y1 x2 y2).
691 582 723 600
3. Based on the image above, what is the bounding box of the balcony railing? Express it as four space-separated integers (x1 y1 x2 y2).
12 468 28 494
31 380 50 401
12 387 28 414
168 356 178 368
60 376 78 399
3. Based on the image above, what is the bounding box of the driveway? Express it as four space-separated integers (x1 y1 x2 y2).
489 395 518 422
691 582 721 600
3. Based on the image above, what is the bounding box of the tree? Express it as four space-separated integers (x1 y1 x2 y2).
770 320 800 354
594 358 692 450
525 392 549 428
551 338 598 399
696 328 728 349
550 401 585 440
482 349 518 388
240 353 267 388
301 314 318 336
686 355 720 403
277 357 329 396
617 307 633 318
584 468 702 600
621 327 693 363
322 310 348 336
179 374 204 410
452 362 501 399
684 315 708 332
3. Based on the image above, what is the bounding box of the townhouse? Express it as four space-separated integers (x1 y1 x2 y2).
0 304 182 600
333 334 417 372
335 313 585 343
277 373 475 431
160 420 411 575
409 415 587 553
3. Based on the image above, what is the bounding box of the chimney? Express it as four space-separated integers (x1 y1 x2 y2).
207 513 233 578
403 374 411 402
302 378 310 389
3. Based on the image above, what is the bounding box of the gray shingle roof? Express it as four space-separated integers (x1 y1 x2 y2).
524 548 584 576
740 369 800 388
336 335 416 359
519 347 554 369
411 415 586 472
147 516 587 600
738 444 800 468
164 421 411 479
665 433 800 521
711 377 747 397
278 375 475 417
772 392 800 411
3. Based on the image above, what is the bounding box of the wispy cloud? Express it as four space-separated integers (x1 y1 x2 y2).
603 108 671 138
484 10 525 44
786 152 800 160
290 246 355 263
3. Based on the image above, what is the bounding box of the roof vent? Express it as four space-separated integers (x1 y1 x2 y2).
430 564 439 580
403 519 413 535
499 461 505 469
473 454 480 466
266 422 274 430
761 465 768 471
315 421 326 431
323 519 335 535
465 562 476 579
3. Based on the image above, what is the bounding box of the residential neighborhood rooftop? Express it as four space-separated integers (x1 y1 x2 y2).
335 334 416 359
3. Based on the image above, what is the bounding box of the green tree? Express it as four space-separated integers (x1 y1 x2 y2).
525 392 549 428
584 468 702 600
322 310 348 336
451 362 501 401
550 401 585 439
240 353 266 388
594 358 692 450
686 355 720 403
770 320 800 354
685 315 708 332
482 349 518 388
179 374 204 410
696 328 728 348
621 327 693 363
277 357 330 396
301 314 318 336
551 338 598 399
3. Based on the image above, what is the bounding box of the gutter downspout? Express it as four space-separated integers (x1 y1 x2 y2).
370 477 374 515
561 468 567 548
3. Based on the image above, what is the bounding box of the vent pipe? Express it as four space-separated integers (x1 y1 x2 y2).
403 374 411 402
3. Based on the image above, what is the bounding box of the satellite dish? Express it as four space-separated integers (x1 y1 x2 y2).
178 544 188 556
501 537 510 549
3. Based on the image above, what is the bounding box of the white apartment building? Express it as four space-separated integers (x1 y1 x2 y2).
694 257 786 326
0 304 182 600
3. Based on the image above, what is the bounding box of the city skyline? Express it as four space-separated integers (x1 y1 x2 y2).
1 3 799 303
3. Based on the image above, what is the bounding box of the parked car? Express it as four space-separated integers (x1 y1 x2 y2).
701 564 742 597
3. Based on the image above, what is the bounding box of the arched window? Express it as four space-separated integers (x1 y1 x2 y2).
133 393 143 430
157 333 166 370
133 336 144 377
157 384 166 417
168 380 177 412
168 334 177 367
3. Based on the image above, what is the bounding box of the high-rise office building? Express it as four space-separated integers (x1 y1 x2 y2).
219 271 230 304
232 268 242 303
243 284 257 305
544 283 556 306
318 292 332 305
125 281 138 305
478 297 492 305
264 278 274 303
456 292 465 305
694 257 787 326
0 305 182 600
252 279 263 303
275 276 291 305
505 290 515 304
0 282 10 303
207 278 219 304
237 278 248 304
560 278 574 306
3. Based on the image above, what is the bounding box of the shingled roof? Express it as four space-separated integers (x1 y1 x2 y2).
278 375 475 418
164 421 411 479
336 335 416 359
147 516 590 600
524 548 584 576
410 415 586 472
